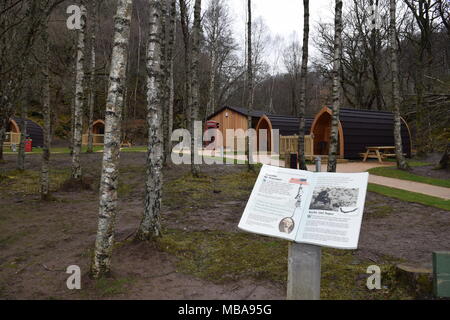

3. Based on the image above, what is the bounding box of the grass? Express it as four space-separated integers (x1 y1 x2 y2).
94 277 135 297
368 163 450 188
368 183 450 211
0 168 70 195
2 145 145 155
162 169 259 213
158 229 413 299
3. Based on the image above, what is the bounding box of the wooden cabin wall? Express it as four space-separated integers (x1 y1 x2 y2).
209 108 249 147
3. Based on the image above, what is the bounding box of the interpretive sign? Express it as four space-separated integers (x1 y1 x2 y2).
238 165 369 249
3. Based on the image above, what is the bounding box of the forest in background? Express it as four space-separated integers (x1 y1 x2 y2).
1 0 448 153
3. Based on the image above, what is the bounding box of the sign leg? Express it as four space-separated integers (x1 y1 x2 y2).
287 242 321 300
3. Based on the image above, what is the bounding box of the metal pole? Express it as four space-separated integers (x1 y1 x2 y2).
287 156 322 300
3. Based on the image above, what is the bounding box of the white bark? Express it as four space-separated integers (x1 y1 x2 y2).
91 0 133 279
298 0 309 171
190 0 201 177
137 0 163 240
164 0 176 164
87 0 98 154
41 26 52 200
390 0 408 170
71 2 87 179
327 0 343 173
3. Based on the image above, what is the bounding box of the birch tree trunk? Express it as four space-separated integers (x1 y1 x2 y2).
0 112 8 162
41 26 52 201
87 0 98 154
91 0 133 279
136 0 163 241
160 0 168 162
72 2 87 179
17 90 28 171
327 0 343 173
190 0 201 177
179 0 192 130
298 0 309 171
207 49 217 116
164 0 176 165
246 0 254 171
390 0 409 170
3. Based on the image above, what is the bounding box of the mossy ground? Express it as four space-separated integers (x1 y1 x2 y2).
157 229 414 300
0 168 70 195
0 152 445 299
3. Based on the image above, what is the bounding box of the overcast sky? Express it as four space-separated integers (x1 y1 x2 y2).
204 0 336 70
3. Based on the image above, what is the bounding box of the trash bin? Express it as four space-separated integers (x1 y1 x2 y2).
25 138 33 152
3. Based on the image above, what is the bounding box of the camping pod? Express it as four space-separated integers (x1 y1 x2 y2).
310 107 412 159
255 115 314 156
6 118 44 148
82 120 105 146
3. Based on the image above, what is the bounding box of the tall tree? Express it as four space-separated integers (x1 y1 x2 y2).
87 0 99 154
298 0 310 171
163 0 177 165
327 0 344 173
403 0 439 156
91 0 133 279
17 84 29 171
40 22 52 200
246 0 254 171
71 1 87 179
390 0 409 170
136 0 163 241
190 0 202 177
179 0 192 128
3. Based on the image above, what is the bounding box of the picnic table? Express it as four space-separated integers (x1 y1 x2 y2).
361 146 397 163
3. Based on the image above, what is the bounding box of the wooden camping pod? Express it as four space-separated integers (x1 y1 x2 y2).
6 118 44 148
82 120 105 146
310 107 412 159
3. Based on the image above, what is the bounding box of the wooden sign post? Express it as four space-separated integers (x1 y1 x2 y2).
286 154 322 300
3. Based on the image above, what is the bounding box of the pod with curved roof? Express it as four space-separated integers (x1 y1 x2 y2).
8 118 44 148
310 107 412 159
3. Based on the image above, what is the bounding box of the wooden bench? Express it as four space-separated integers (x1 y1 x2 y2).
362 146 397 163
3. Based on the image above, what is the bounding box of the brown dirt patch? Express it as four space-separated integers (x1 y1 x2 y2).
0 152 449 299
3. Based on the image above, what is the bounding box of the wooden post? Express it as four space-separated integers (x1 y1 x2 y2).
286 156 322 300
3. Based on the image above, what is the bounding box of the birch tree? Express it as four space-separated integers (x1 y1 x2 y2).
190 0 201 177
40 23 52 200
298 0 310 171
87 0 99 154
136 0 163 241
390 0 409 170
91 0 133 279
163 0 176 165
246 0 254 171
179 0 192 128
17 88 28 171
71 1 87 180
327 0 344 173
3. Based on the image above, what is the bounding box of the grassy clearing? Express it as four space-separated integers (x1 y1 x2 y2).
2 146 105 155
368 165 450 188
368 183 450 211
0 168 70 195
162 170 259 212
94 277 135 297
158 229 413 299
